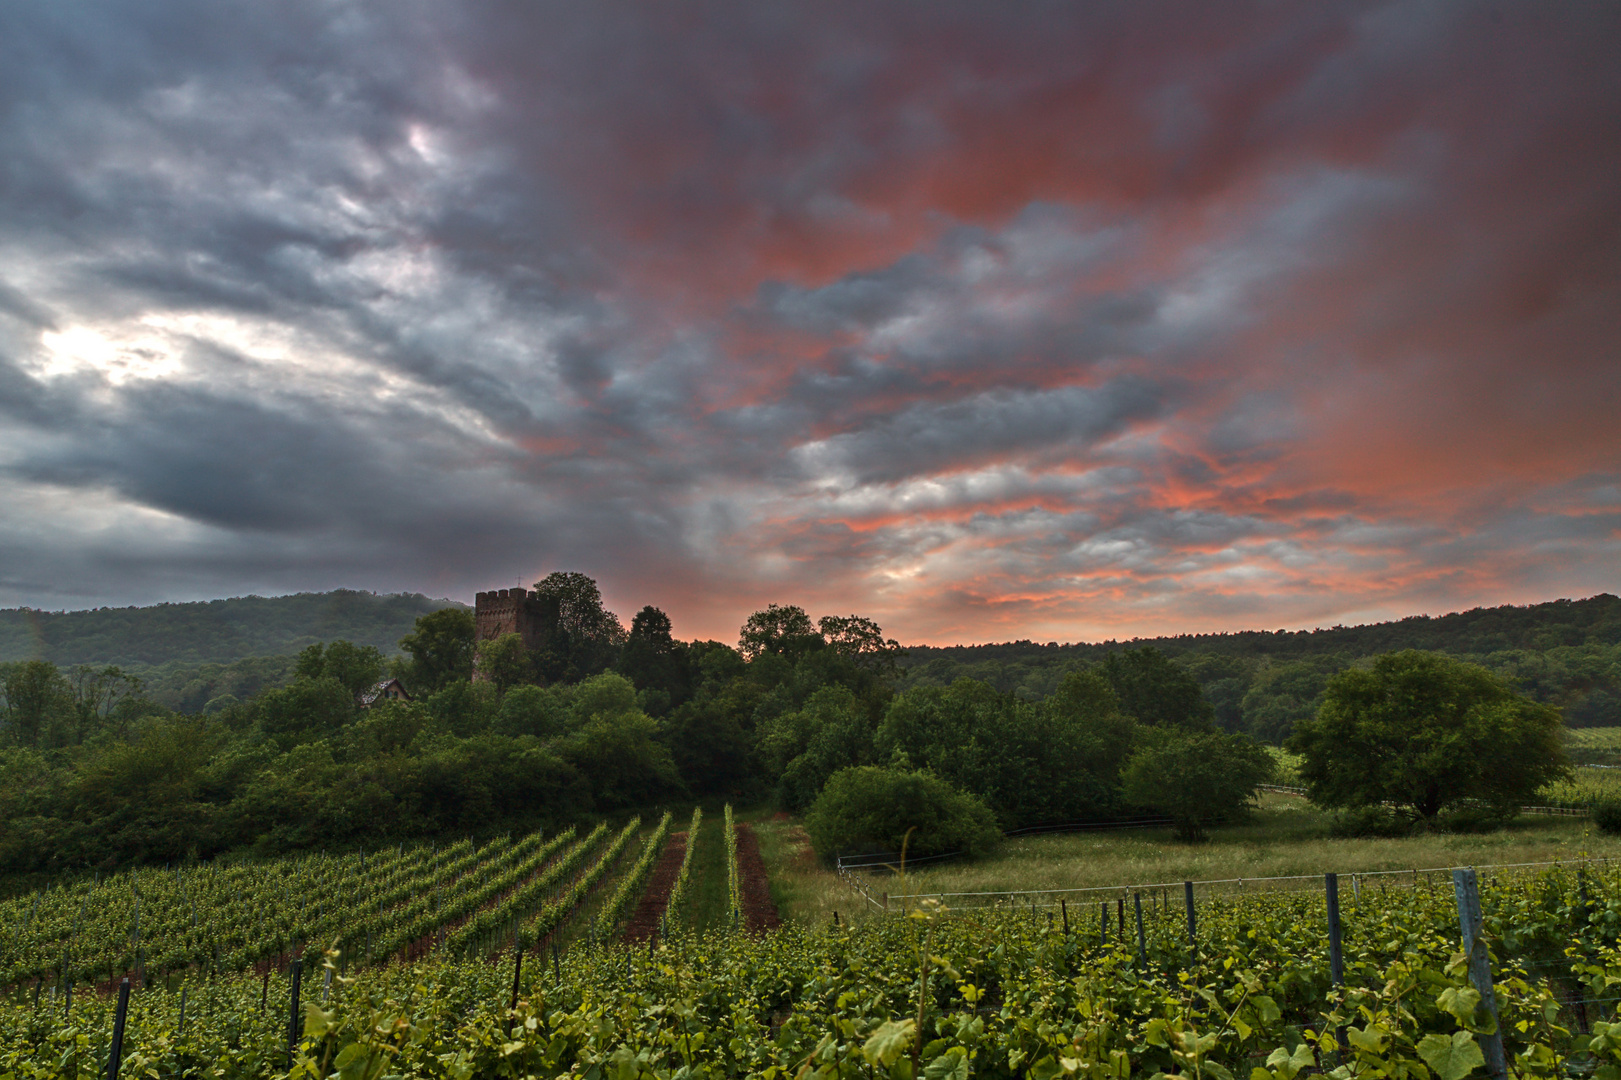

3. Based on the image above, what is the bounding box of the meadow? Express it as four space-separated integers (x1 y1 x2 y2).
754 792 1621 924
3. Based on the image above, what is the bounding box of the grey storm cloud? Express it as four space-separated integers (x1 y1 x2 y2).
0 0 1616 641
792 379 1169 486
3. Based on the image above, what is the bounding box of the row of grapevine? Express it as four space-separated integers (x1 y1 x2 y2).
3 862 1618 1079
595 812 675 934
518 818 644 950
0 824 625 986
444 824 601 955
723 803 740 925
662 807 702 925
363 829 579 960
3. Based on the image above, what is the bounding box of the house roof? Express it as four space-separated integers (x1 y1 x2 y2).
357 677 412 706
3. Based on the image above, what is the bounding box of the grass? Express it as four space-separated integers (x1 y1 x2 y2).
752 792 1621 925
1567 729 1621 748
683 812 733 933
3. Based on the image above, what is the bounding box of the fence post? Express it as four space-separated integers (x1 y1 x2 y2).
1325 873 1344 987
1451 869 1506 1080
287 958 303 1070
508 946 524 1034
106 977 130 1080
1134 892 1146 966
1184 882 1196 952
1060 899 1070 935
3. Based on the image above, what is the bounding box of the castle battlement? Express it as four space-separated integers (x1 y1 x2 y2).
472 585 560 680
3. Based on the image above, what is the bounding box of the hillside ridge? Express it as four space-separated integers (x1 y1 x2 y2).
0 588 466 669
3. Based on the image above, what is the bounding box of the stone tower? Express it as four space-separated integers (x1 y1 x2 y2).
471 586 560 680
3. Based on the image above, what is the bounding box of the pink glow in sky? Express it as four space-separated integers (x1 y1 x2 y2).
0 2 1616 643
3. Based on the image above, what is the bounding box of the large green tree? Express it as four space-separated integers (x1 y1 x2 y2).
397 607 475 693
1290 650 1568 824
738 604 822 661
533 571 627 680
1 660 73 747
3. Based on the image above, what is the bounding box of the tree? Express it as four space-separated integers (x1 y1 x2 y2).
67 665 146 743
738 604 822 661
875 674 1138 829
474 633 532 693
1101 647 1215 729
397 607 475 693
1290 650 1568 825
759 684 876 812
818 615 906 677
1 661 73 748
533 571 627 679
804 766 1001 859
1121 728 1274 841
294 641 385 698
616 605 689 707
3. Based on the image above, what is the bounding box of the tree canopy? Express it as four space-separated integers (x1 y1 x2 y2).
1290 650 1569 824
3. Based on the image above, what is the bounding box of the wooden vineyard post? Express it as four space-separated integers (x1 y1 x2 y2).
1117 897 1125 938
286 959 303 1071
1452 869 1506 1080
1184 882 1197 954
553 942 561 985
107 977 131 1080
178 986 188 1035
1325 873 1344 987
508 947 524 1034
1060 899 1070 935
1099 902 1108 944
1133 892 1146 966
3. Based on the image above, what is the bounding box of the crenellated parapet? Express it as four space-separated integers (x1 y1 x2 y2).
472 586 560 680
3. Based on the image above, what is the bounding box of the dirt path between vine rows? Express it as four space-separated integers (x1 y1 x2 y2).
623 832 686 943
735 823 781 932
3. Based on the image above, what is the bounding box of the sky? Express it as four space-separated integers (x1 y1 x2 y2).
0 1 1617 645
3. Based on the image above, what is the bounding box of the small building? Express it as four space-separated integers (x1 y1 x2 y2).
358 678 412 708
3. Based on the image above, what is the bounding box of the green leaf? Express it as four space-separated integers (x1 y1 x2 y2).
1030 1056 1062 1080
865 1020 917 1069
1346 1026 1386 1054
1416 1031 1485 1080
1437 987 1482 1026
924 1047 970 1080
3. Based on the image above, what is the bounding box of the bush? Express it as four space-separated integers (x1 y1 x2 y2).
1120 728 1274 841
804 766 1001 860
1592 799 1621 835
1328 806 1412 838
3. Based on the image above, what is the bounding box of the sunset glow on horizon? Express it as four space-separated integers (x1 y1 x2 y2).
0 2 1616 644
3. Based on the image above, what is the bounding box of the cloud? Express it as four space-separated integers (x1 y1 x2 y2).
0 0 1615 643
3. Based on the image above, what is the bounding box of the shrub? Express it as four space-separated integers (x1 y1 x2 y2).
1328 806 1412 838
1121 728 1274 841
804 766 1000 860
1592 799 1621 835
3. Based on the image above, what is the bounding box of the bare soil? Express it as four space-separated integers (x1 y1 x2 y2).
734 823 781 932
623 831 686 943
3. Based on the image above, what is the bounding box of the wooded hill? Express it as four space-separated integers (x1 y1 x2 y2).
902 593 1621 668
0 590 463 669
898 594 1621 732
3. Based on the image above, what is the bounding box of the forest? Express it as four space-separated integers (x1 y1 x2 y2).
0 582 1613 875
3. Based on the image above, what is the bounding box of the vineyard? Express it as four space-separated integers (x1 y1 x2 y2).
1 857 1620 1078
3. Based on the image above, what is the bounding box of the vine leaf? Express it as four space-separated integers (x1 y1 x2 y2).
1417 1031 1485 1080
